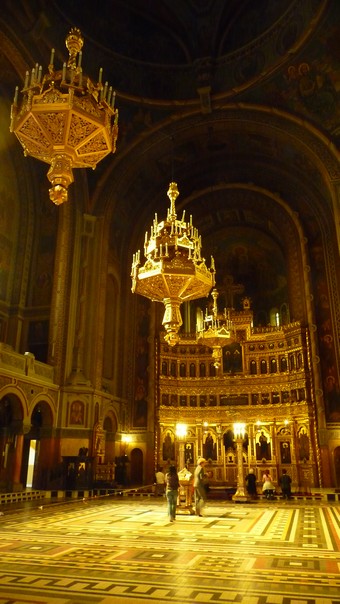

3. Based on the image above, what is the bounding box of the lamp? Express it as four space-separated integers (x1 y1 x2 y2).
197 288 235 368
232 422 250 502
175 423 188 439
10 27 118 205
121 434 132 444
131 182 215 346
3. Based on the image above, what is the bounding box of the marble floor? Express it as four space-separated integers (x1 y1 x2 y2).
0 494 339 604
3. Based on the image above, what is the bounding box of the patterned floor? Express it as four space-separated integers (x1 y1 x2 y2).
0 495 339 604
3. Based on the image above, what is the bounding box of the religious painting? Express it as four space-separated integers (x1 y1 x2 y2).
298 427 310 461
69 400 84 425
223 429 236 452
162 431 175 461
256 429 271 460
280 441 291 464
223 342 243 373
203 431 217 460
184 442 194 465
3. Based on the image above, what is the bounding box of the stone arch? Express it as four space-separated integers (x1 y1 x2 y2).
21 399 55 490
0 392 24 490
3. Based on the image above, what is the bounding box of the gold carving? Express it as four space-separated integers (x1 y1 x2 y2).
132 182 215 345
10 28 118 204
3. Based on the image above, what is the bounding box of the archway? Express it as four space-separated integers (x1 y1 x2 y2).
0 394 24 491
21 401 54 490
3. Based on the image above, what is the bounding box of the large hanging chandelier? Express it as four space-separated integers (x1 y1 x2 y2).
197 288 235 368
131 182 215 346
10 27 118 205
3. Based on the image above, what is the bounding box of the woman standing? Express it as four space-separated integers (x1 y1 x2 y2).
165 465 180 522
194 458 207 516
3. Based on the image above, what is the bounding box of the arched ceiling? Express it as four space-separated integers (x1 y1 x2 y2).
1 0 339 321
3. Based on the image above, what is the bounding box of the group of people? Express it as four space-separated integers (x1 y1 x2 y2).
156 458 208 522
158 461 292 522
246 468 292 500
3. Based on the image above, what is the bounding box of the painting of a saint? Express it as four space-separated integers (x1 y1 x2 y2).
280 441 291 464
70 400 84 425
162 432 175 461
256 430 271 460
298 428 309 461
204 432 217 460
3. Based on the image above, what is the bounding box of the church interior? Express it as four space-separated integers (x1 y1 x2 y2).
0 1 340 602
0 0 340 498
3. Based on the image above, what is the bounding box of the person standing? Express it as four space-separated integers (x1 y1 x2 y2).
165 465 179 522
194 458 207 516
279 469 292 499
245 468 257 498
155 466 165 496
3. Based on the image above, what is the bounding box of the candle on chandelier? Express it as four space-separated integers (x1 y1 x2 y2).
49 48 55 66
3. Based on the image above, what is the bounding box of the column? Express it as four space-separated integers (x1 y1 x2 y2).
232 423 250 502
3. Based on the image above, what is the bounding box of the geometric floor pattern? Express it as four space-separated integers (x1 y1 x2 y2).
0 496 339 604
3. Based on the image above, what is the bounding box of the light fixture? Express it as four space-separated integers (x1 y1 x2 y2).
233 423 246 439
131 182 215 346
121 434 132 444
175 423 188 439
232 422 249 502
10 27 118 205
197 288 235 368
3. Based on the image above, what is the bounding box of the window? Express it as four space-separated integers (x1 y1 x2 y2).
189 363 196 377
250 360 257 375
199 362 206 377
280 357 287 372
270 358 277 373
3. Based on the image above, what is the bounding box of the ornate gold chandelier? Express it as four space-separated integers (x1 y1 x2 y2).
10 27 118 205
197 288 235 368
131 182 215 346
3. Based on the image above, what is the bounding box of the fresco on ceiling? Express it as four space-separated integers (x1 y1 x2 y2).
205 227 288 325
273 14 340 132
283 61 339 126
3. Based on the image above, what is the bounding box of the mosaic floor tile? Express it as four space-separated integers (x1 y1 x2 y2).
0 498 339 603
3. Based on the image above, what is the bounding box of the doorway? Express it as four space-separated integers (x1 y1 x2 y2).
26 439 37 487
130 448 143 485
